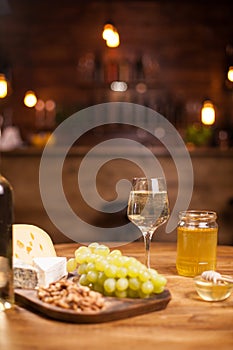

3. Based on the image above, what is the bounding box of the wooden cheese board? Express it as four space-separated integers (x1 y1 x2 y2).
15 288 171 323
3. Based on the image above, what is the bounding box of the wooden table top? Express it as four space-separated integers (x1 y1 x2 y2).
1 242 233 350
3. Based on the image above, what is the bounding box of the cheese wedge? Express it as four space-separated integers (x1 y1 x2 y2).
13 224 56 265
13 258 39 289
33 257 67 287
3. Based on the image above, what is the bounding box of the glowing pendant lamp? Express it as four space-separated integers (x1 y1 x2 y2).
201 100 215 126
24 90 37 108
0 74 7 98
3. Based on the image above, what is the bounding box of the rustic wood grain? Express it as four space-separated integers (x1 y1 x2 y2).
1 242 233 350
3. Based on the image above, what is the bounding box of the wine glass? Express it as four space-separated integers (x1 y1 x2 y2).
127 177 169 268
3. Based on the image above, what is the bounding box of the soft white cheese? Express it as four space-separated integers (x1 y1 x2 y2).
33 257 67 287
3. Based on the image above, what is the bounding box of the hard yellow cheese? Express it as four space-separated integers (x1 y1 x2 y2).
13 224 57 265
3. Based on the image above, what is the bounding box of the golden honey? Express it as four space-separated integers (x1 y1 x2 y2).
194 276 232 301
176 211 218 277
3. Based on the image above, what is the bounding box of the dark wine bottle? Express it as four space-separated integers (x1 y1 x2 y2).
0 174 14 311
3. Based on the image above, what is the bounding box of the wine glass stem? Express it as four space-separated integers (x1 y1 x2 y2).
143 231 153 268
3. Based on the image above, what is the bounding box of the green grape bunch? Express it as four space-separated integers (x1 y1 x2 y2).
66 243 167 299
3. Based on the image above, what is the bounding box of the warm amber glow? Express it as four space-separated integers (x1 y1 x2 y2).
106 31 120 48
102 22 120 48
201 100 215 125
0 74 7 98
227 66 233 82
24 90 37 107
136 82 147 94
45 99 56 111
35 99 45 111
102 23 114 40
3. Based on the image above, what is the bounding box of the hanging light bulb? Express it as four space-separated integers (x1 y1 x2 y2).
106 30 120 48
201 100 215 125
0 74 7 98
102 22 120 48
227 66 233 82
24 90 37 108
102 23 114 40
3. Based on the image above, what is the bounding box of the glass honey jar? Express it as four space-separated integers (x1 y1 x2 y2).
176 210 218 277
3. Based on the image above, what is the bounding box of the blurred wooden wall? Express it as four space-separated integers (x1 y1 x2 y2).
0 0 233 137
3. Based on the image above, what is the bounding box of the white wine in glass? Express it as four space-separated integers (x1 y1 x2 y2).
127 177 169 268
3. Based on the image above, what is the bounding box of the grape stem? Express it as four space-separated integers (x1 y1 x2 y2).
143 230 154 268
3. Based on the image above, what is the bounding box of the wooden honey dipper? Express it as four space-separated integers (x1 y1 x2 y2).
201 270 233 284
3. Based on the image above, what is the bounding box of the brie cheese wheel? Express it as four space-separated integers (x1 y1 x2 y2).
33 257 67 287
13 258 38 289
13 224 57 265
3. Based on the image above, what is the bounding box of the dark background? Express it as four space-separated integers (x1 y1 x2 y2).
0 0 233 140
